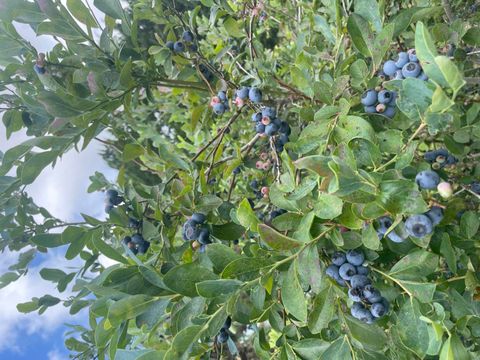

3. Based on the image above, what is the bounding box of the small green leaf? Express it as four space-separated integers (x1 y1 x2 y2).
236 198 259 231
308 285 335 334
282 260 307 322
258 224 303 250
164 263 218 297
313 193 343 219
108 295 157 327
196 279 241 298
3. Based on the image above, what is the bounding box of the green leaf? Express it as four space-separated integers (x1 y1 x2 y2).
92 233 129 265
223 17 244 38
94 0 125 19
320 337 352 360
292 339 329 360
344 314 387 351
211 222 245 241
196 279 241 298
397 78 434 122
294 155 333 177
440 235 456 273
371 23 395 71
170 325 203 357
397 299 430 357
222 257 273 281
19 151 59 185
258 224 303 250
313 193 343 219
347 14 373 57
282 260 307 322
107 295 157 327
434 56 465 98
354 0 382 32
297 245 323 293
333 115 376 144
389 249 439 279
66 0 97 26
31 234 65 248
237 198 259 231
460 211 479 239
206 244 242 273
415 22 447 87
439 334 470 360
36 92 83 118
376 180 429 215
164 263 218 297
40 268 67 282
362 223 380 250
313 15 335 44
123 143 144 162
308 285 335 334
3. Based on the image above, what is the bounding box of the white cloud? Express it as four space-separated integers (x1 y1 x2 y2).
47 348 66 360
0 250 86 353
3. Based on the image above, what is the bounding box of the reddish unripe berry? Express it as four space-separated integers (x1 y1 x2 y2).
261 186 269 196
210 96 220 106
261 116 271 125
234 97 244 107
437 182 453 199
256 161 264 169
376 103 386 113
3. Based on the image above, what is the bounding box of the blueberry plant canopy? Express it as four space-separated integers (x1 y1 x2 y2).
0 0 480 359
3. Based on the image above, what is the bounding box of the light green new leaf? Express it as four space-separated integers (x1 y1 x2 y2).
434 56 466 98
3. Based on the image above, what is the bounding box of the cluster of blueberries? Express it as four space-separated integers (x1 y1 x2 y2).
211 90 229 115
235 86 262 104
104 189 123 213
382 49 428 81
376 206 443 241
122 234 150 255
424 148 457 170
182 213 212 251
326 249 389 324
217 317 232 344
361 89 396 118
165 30 197 53
252 107 291 152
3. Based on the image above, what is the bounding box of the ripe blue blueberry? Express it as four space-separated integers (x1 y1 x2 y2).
363 285 382 303
346 249 365 266
445 155 457 165
332 251 346 266
173 41 185 53
128 217 140 228
137 241 150 254
278 134 289 146
122 236 132 246
265 123 278 136
213 102 226 115
182 219 199 241
364 106 377 114
233 166 241 175
217 328 229 344
383 60 398 77
358 308 375 324
417 71 428 81
408 49 418 62
348 287 363 302
387 230 405 243
424 148 449 163
222 316 231 330
217 91 227 102
376 216 393 235
361 89 378 106
377 90 394 104
383 106 396 119
189 44 198 52
356 266 369 276
279 121 291 135
131 234 144 245
248 87 262 103
182 30 194 42
236 87 250 99
405 214 433 238
415 170 440 189
326 264 340 279
471 181 480 194
402 61 421 78
262 107 276 119
339 263 357 280
198 228 211 245
191 213 206 224
425 206 444 226
252 112 262 122
165 41 174 50
33 64 46 74
106 189 119 199
395 52 409 68
250 180 259 189
394 69 404 80
350 275 371 288
370 302 386 318
256 123 265 134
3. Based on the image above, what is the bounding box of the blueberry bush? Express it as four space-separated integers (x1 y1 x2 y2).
0 0 480 359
